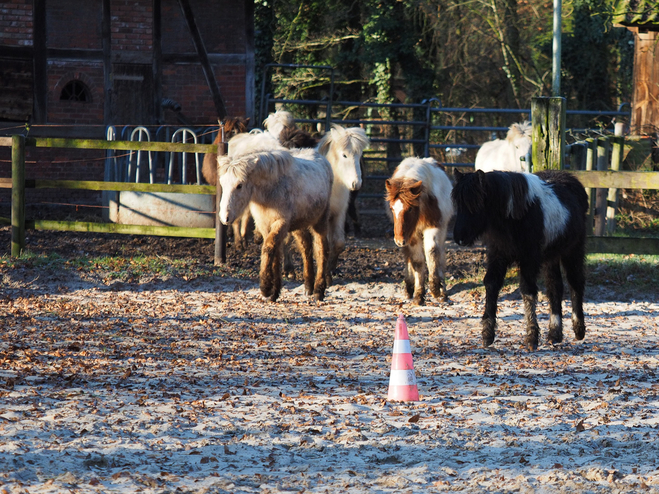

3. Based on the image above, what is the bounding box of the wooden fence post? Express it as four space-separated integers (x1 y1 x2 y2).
531 97 565 171
606 123 625 234
585 138 596 234
11 135 26 257
594 137 610 236
214 136 227 265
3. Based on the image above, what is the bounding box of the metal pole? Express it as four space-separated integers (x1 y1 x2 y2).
552 0 562 96
11 135 26 257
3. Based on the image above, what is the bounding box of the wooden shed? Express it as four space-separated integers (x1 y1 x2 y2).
0 0 255 136
614 0 659 134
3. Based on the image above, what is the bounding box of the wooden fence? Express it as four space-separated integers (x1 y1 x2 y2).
0 135 227 262
2 129 659 260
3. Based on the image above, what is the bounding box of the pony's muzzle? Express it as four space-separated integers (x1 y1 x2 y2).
350 179 362 191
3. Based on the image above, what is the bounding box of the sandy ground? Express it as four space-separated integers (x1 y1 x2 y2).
1 253 659 494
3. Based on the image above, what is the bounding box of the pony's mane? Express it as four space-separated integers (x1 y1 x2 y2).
452 171 530 219
219 148 294 184
227 130 285 159
506 121 532 141
318 124 370 156
279 126 319 149
263 110 296 141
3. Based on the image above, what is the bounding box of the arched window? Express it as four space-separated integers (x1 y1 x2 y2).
60 80 91 102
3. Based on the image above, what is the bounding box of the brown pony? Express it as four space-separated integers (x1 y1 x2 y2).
201 117 250 186
385 157 454 305
201 117 251 249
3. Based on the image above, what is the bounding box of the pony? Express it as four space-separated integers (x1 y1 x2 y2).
317 124 370 283
475 121 532 173
218 131 333 302
200 117 252 249
385 157 454 305
451 169 588 351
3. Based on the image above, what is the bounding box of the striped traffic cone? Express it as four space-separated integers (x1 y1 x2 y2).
387 314 419 401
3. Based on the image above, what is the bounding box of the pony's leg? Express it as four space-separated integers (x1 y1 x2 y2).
259 220 287 302
561 250 586 341
238 210 253 250
518 260 541 351
283 234 297 280
310 226 329 302
345 190 361 236
292 229 314 296
408 243 427 305
424 228 448 302
403 247 415 299
543 260 564 344
481 255 508 347
326 211 346 286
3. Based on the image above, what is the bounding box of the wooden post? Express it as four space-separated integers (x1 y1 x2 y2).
585 138 596 234
214 131 227 265
531 97 565 171
11 135 26 257
606 123 625 235
593 137 610 236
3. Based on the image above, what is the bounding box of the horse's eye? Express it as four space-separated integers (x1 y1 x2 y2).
343 153 348 159
236 183 243 190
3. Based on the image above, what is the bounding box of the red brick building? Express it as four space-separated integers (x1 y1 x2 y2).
0 1 254 215
0 0 254 131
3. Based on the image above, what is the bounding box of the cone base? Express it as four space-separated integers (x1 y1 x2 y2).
387 384 419 402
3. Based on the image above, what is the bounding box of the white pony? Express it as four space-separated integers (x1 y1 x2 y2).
385 157 454 305
317 124 370 283
475 121 532 173
218 131 333 302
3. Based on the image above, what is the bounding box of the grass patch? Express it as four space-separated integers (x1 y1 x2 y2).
587 253 659 291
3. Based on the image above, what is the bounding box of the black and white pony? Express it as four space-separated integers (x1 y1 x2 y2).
451 169 588 351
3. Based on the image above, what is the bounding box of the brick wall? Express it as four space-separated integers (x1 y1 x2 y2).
0 0 32 46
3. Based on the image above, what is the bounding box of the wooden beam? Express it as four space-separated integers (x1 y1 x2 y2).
32 0 48 123
153 0 163 124
102 0 113 126
177 0 227 119
28 220 216 239
570 171 659 189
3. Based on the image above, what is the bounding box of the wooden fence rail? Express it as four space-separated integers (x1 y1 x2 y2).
2 133 659 259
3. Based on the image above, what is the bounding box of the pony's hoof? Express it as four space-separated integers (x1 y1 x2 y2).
313 291 325 302
547 330 563 345
573 320 586 340
524 335 539 351
413 295 425 306
481 319 496 347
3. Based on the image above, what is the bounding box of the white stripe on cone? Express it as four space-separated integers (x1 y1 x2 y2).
389 369 417 386
393 339 411 354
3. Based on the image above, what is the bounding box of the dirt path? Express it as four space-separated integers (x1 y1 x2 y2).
1 245 659 493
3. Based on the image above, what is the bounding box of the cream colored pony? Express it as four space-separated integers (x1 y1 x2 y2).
218 131 333 302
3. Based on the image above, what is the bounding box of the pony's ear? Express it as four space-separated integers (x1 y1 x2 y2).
385 179 393 191
408 180 423 198
454 169 463 181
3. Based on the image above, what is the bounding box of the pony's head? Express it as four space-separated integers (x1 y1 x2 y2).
222 116 250 137
385 177 424 247
506 121 532 172
263 110 295 141
218 146 294 226
318 125 370 191
451 170 489 246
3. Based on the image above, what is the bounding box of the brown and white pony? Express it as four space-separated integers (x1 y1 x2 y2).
200 117 251 248
385 157 454 305
218 131 333 302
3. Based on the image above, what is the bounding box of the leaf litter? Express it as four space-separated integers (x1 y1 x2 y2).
0 234 658 493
